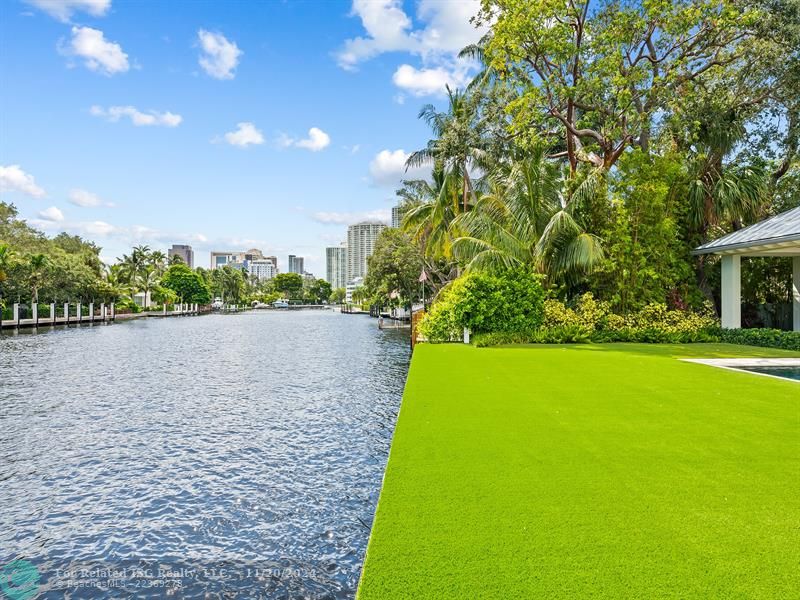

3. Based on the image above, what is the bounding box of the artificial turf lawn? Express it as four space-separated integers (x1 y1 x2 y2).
357 343 800 599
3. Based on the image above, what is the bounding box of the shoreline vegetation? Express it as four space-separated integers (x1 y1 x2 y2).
353 0 798 352
0 202 336 322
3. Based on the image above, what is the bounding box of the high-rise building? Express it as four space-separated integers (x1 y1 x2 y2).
210 251 238 269
326 243 347 289
168 244 194 268
288 254 304 274
264 256 278 272
248 259 276 281
244 248 264 262
210 248 264 270
347 221 386 282
391 205 402 228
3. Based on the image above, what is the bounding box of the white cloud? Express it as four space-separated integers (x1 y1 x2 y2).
281 127 331 152
415 0 487 57
336 0 415 70
69 188 114 207
336 0 485 70
369 149 429 187
66 26 129 75
38 206 64 222
197 29 242 80
81 220 117 236
26 0 110 22
222 122 264 147
90 105 182 127
311 209 391 225
0 165 46 197
392 63 470 96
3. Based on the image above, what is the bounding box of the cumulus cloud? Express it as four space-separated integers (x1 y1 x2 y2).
66 26 129 75
392 63 471 96
69 188 114 207
221 122 264 147
0 165 46 197
311 209 390 225
369 149 429 187
26 0 110 22
197 29 242 79
280 127 331 152
90 105 182 127
336 0 415 70
38 206 64 222
336 0 485 70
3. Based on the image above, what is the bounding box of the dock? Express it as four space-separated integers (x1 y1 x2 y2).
1 302 202 329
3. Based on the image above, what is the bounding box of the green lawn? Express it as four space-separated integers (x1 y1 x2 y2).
358 343 800 599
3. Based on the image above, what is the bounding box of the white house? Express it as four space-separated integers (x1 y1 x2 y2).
693 206 800 331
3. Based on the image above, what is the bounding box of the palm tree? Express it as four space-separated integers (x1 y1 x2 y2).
149 250 167 275
406 85 490 214
136 266 160 308
452 150 604 283
676 105 770 300
117 244 152 292
102 264 129 303
27 253 48 308
401 165 462 260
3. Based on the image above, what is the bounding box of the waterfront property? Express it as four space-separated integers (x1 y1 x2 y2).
693 206 800 331
358 343 800 599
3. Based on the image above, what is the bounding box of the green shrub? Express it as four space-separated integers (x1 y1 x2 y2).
420 270 546 343
473 293 718 346
715 327 800 351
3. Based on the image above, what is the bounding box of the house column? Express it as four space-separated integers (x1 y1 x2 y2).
720 255 742 329
793 256 800 332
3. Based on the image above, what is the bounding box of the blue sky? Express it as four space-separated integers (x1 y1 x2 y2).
0 0 485 274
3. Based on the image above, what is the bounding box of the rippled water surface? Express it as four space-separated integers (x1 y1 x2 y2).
0 310 410 598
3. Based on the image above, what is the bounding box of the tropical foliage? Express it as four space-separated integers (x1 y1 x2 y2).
419 270 546 342
387 0 799 332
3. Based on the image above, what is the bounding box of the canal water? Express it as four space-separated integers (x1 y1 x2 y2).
0 310 410 598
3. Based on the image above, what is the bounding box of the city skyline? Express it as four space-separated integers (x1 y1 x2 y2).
0 0 486 276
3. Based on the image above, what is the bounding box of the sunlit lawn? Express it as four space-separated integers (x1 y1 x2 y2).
358 343 799 599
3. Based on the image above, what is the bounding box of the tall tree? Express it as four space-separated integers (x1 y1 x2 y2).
365 228 424 308
406 86 490 213
477 0 788 172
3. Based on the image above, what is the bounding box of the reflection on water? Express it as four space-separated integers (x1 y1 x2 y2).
0 310 410 598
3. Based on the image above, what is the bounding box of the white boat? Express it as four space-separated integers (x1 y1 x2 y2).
272 300 289 308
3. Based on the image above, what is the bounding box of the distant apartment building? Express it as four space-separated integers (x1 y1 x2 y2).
210 248 264 270
264 256 278 272
288 254 304 274
248 259 276 281
347 221 386 281
326 243 347 289
168 244 194 268
391 204 402 228
346 276 364 303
